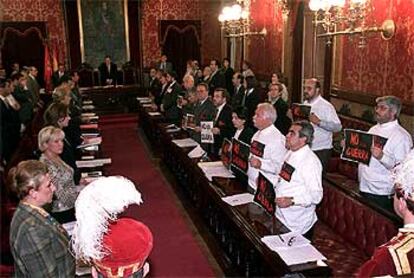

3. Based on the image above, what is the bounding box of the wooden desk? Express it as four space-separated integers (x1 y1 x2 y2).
80 85 146 114
138 103 331 277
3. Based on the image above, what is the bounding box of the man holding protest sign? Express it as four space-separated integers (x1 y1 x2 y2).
274 120 323 240
359 96 412 212
247 103 286 191
303 78 342 173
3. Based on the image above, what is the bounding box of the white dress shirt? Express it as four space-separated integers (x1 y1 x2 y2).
233 128 243 140
359 120 413 196
275 145 323 234
247 124 286 190
304 95 342 151
214 102 226 122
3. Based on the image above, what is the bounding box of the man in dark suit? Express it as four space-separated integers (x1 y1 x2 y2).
212 88 235 156
161 71 182 125
12 73 34 126
148 68 161 99
268 83 292 135
243 76 261 129
191 83 216 144
98 55 118 85
52 63 70 88
157 54 173 72
231 72 245 108
208 59 225 95
27 66 41 107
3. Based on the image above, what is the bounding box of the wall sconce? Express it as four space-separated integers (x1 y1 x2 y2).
218 0 267 38
309 0 395 47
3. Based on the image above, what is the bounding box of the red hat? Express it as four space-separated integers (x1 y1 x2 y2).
94 218 153 278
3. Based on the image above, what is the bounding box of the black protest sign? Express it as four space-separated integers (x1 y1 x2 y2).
254 172 276 215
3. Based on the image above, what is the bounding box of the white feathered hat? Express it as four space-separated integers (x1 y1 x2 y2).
71 176 143 262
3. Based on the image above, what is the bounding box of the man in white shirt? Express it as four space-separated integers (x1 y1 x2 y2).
303 78 342 173
275 120 323 239
359 96 413 212
247 103 286 191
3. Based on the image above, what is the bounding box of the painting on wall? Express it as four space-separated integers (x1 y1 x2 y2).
78 0 129 68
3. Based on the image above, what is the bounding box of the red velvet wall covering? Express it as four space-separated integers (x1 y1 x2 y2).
247 0 283 76
1 0 67 63
142 0 221 68
338 0 414 102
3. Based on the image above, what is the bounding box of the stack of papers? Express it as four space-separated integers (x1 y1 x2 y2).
261 232 326 266
77 137 102 149
188 145 206 158
198 161 235 181
137 97 152 103
172 138 199 148
148 111 162 116
76 158 112 168
222 193 254 206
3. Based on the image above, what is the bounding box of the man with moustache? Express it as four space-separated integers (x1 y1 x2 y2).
274 120 323 240
303 78 342 173
358 96 412 212
247 103 286 191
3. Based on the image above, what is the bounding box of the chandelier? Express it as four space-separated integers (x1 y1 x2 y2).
218 0 267 38
309 0 395 47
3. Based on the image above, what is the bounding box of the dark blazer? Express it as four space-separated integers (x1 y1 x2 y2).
244 88 261 128
27 76 40 105
13 86 34 125
213 104 235 155
162 81 182 125
272 98 292 135
209 70 226 95
52 71 70 88
98 62 118 85
192 98 216 143
157 61 173 72
231 85 245 108
60 137 81 185
235 126 255 145
223 67 235 96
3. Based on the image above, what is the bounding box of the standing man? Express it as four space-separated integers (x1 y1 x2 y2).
231 72 245 108
275 120 323 239
358 96 412 212
161 71 182 125
191 83 216 144
247 103 286 191
357 153 414 277
98 55 118 85
208 59 225 95
211 88 234 156
52 63 69 88
157 54 173 72
243 76 261 129
27 66 41 107
303 78 342 173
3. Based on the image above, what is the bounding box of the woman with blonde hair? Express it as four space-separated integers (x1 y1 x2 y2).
38 126 79 223
9 160 75 276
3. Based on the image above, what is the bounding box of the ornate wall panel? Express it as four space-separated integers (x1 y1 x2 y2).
247 0 283 76
141 0 221 67
336 0 414 102
1 0 67 63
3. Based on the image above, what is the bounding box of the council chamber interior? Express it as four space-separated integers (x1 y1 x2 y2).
1 0 414 277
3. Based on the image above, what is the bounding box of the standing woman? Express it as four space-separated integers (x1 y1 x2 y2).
38 126 79 223
9 160 75 277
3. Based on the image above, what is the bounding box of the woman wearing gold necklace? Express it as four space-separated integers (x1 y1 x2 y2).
9 160 75 277
38 126 79 223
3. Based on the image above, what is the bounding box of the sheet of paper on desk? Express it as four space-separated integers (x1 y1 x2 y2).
142 104 153 108
62 221 76 236
261 232 326 266
80 123 98 129
148 111 162 116
82 100 93 105
137 97 152 103
172 138 199 148
81 112 96 117
84 145 99 151
188 145 206 158
76 158 111 168
198 161 235 181
222 193 254 206
166 127 181 133
82 105 95 110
